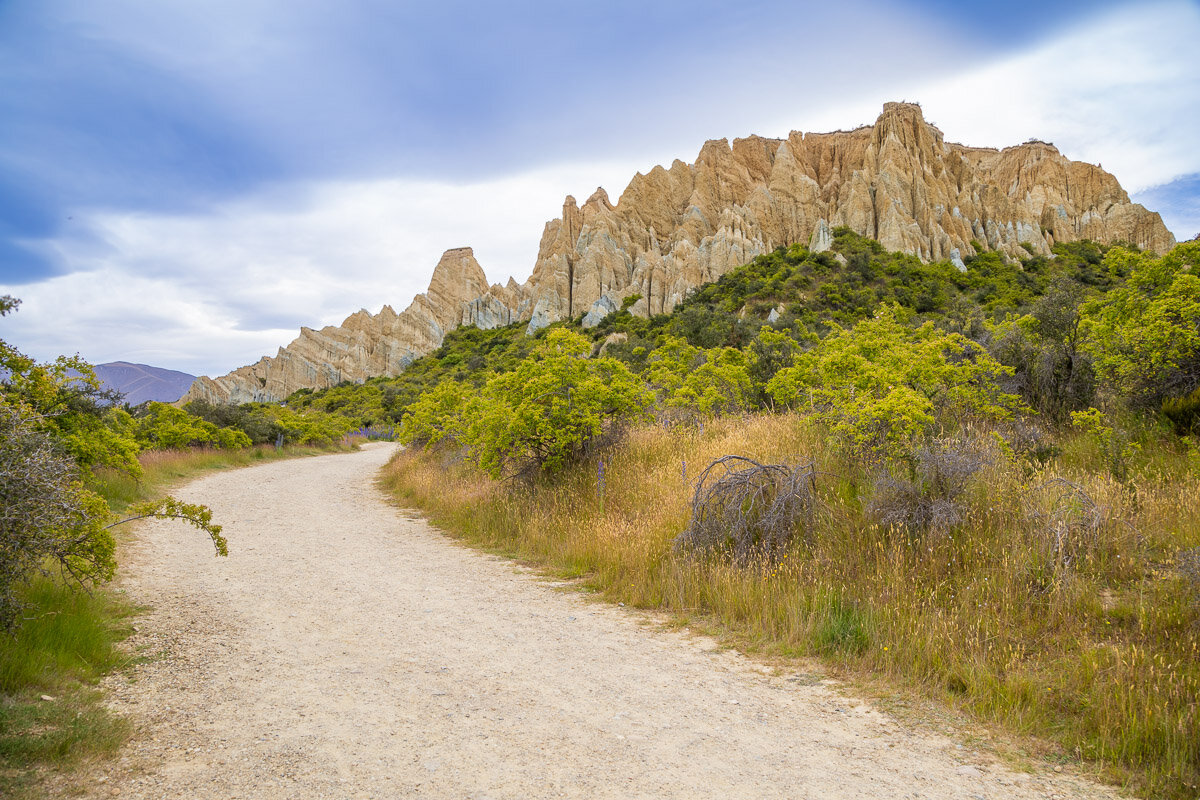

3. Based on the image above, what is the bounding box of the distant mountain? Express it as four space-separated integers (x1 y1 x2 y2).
94 361 197 405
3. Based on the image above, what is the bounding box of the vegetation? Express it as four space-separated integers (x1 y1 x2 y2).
4 229 1198 796
384 414 1200 800
370 234 1200 798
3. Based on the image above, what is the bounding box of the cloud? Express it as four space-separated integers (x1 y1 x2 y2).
776 1 1200 195
1 161 637 375
4 0 1197 376
1134 174 1200 241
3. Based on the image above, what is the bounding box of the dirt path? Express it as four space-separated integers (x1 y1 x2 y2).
78 443 1116 799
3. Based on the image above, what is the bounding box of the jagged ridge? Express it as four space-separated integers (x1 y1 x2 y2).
184 102 1174 405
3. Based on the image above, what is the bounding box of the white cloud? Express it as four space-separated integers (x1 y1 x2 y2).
786 1 1200 195
2 161 638 376
6 1 1197 377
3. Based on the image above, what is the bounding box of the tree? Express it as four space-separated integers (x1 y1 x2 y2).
1082 243 1200 408
398 379 476 449
767 304 1024 460
0 298 226 630
136 402 251 450
988 280 1096 421
1 297 142 476
466 328 653 478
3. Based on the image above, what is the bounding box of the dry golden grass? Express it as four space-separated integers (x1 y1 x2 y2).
382 414 1200 799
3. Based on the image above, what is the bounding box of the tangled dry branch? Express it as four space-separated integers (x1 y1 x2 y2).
1022 477 1106 569
675 455 818 563
866 442 991 535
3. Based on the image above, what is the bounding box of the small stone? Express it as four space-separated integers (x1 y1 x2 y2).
1053 765 1063 773
39 694 55 702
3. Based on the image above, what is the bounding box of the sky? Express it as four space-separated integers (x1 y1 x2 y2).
1 0 1198 377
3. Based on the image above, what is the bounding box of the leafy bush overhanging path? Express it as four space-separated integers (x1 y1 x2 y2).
84 444 1115 799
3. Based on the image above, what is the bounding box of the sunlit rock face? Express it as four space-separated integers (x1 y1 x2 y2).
184 103 1174 404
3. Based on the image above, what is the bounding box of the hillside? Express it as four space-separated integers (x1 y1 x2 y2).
183 102 1173 405
95 361 197 405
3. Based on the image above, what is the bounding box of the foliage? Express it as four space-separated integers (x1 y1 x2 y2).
642 336 754 417
397 379 476 449
1162 387 1200 437
0 404 115 632
1083 242 1200 407
107 497 227 555
669 347 754 417
0 401 230 632
748 325 811 401
988 280 1096 420
135 402 252 450
1070 407 1140 481
1 299 139 476
767 305 1023 460
465 329 653 478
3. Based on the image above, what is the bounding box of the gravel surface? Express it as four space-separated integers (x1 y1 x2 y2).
69 443 1117 799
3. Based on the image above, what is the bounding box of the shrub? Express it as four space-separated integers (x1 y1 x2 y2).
675 455 818 563
1083 242 1200 407
398 380 476 449
466 328 653 478
0 404 114 631
767 305 1023 461
866 440 991 535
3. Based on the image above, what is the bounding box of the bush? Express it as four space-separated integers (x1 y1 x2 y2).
136 402 249 450
466 328 653 478
1083 242 1200 407
675 455 818 562
767 305 1023 461
0 404 114 632
398 380 475 449
866 440 991 535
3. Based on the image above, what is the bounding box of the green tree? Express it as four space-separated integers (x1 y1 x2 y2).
1082 243 1200 407
767 305 1023 460
0 297 142 476
466 328 653 478
136 402 251 450
0 298 226 630
398 379 476 449
666 347 754 417
989 280 1096 421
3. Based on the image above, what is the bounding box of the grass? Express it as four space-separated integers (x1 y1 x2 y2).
1 439 356 797
0 577 135 798
381 414 1200 799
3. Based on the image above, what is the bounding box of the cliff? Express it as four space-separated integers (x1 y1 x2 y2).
183 102 1175 405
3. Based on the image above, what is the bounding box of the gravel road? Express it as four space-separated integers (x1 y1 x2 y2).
75 443 1116 799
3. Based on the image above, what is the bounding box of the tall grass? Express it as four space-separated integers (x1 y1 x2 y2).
381 414 1200 799
0 578 134 797
1 440 354 796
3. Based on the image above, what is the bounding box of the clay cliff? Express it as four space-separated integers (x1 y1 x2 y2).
183 102 1175 405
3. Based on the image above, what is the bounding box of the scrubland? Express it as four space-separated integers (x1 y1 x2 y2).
383 414 1200 799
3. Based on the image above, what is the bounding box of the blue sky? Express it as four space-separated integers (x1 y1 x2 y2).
1 0 1197 376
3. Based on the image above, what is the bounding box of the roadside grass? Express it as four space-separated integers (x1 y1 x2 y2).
381 414 1200 799
0 578 135 798
0 440 356 797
